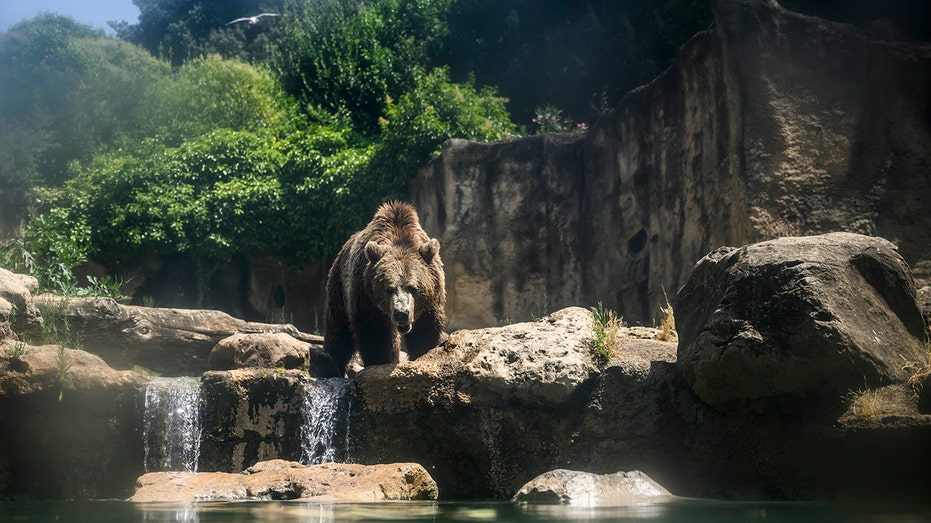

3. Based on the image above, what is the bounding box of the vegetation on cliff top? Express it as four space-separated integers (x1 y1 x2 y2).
1 0 717 296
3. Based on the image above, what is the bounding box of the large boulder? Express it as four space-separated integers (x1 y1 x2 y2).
130 459 438 502
675 232 927 415
513 469 675 506
208 332 310 371
198 369 309 473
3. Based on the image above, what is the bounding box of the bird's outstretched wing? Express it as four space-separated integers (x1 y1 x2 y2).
256 13 280 18
226 17 252 25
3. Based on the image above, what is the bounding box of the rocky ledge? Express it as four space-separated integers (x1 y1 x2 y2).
130 460 438 503
1 232 929 502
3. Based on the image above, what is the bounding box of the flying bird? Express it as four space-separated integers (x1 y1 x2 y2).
226 13 280 25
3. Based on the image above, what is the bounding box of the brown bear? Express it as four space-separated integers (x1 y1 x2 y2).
323 201 446 376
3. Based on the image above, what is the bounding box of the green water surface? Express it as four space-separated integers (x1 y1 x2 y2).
1 499 930 522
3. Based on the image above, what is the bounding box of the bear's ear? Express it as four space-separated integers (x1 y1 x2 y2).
419 238 440 263
365 241 387 264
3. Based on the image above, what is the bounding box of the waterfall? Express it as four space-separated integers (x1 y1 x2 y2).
300 378 350 465
143 377 203 472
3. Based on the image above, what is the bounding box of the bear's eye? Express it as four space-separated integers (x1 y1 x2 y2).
405 285 418 297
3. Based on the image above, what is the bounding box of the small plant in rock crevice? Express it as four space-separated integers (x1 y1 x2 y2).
5 339 30 361
846 387 886 419
4 306 32 365
589 301 623 365
904 325 931 399
56 344 73 402
655 290 676 342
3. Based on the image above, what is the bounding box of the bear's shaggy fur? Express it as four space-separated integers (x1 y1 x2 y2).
323 201 446 376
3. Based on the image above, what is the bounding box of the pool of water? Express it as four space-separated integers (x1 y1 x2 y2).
1 499 930 522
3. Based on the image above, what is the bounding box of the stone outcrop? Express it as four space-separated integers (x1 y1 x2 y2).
198 369 310 473
512 469 675 506
3 226 931 502
33 295 322 375
676 232 927 415
208 332 312 371
344 235 929 501
130 460 438 502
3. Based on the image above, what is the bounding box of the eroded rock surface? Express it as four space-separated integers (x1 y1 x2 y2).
34 295 320 375
410 0 931 330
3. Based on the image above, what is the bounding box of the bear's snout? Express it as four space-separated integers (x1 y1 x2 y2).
391 290 414 333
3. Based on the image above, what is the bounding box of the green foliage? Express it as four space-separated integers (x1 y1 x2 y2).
121 0 288 65
133 55 297 146
274 0 453 132
7 0 517 293
376 66 515 182
5 339 30 360
532 104 587 135
0 14 170 192
35 297 82 350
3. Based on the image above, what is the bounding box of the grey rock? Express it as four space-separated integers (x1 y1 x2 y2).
675 232 927 415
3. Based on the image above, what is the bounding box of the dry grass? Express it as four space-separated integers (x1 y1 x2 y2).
904 333 931 398
589 302 623 365
846 388 887 419
655 291 676 342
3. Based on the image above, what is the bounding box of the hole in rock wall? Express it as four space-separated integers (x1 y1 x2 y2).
627 228 648 259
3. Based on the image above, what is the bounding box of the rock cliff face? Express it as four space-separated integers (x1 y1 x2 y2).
411 0 931 329
88 0 931 332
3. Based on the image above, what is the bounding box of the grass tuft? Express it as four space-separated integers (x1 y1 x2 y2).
846 387 887 419
589 302 623 365
656 290 676 342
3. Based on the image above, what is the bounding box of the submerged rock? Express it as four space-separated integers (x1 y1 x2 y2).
513 469 675 506
129 459 438 502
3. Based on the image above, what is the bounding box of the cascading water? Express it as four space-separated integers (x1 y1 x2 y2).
300 378 350 465
142 377 203 472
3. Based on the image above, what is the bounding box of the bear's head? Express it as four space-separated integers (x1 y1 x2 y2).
365 238 441 334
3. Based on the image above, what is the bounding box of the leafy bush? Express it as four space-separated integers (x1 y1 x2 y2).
10 1 518 299
0 14 169 192
132 55 297 146
274 0 452 132
379 67 515 165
